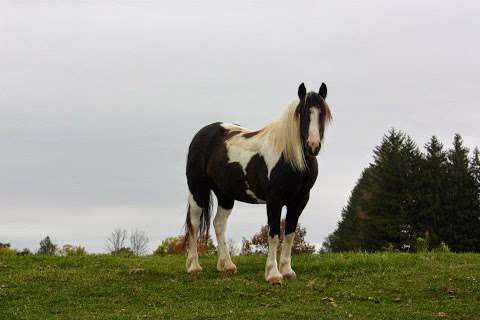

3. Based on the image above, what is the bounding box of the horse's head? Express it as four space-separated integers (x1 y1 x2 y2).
295 82 332 157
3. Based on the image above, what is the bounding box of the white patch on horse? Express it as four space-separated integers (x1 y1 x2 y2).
307 108 321 150
222 123 281 177
222 123 281 203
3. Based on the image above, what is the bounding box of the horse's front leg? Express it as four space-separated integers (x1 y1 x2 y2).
265 200 283 285
280 194 309 280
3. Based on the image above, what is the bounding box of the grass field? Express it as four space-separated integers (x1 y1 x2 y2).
1 253 479 319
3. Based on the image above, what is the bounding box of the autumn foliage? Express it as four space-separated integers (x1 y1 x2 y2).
241 219 316 255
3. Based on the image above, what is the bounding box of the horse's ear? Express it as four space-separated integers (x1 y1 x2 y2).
298 83 306 100
319 82 327 99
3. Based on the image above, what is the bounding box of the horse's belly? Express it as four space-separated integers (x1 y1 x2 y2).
210 160 267 204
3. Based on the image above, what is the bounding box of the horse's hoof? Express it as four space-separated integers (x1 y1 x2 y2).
187 267 202 274
224 266 237 274
281 271 297 281
267 275 283 285
217 259 237 274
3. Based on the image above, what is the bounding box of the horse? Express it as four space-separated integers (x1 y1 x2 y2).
184 82 332 284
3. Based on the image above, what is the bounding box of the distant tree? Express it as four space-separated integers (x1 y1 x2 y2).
37 236 58 255
326 131 480 253
130 229 149 256
0 246 16 256
154 236 183 256
154 235 216 256
470 147 480 196
106 228 128 253
356 129 423 251
441 134 480 251
240 237 253 255
322 167 374 252
61 244 87 256
17 248 33 256
227 238 239 256
0 243 11 248
413 136 449 249
243 219 315 254
111 247 135 257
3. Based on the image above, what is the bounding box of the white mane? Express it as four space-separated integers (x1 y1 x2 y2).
262 99 306 171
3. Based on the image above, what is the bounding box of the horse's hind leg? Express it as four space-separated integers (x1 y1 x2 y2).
185 192 204 273
213 195 236 273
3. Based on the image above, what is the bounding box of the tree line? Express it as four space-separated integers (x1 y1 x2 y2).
0 221 317 256
323 129 480 252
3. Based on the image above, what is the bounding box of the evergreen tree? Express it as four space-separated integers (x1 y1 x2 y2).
470 147 480 196
441 134 480 251
361 129 422 251
323 167 374 252
325 130 480 253
413 136 448 248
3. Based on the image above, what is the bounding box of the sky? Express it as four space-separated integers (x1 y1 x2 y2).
1 1 479 253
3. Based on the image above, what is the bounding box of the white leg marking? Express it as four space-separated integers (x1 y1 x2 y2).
265 235 283 284
186 192 202 273
213 206 237 273
279 233 296 280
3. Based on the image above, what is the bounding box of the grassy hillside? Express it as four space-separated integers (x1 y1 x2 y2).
1 253 479 319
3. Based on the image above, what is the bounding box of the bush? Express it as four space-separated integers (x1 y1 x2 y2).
415 237 429 253
111 247 135 257
17 248 33 256
433 242 451 253
154 236 184 256
154 235 216 256
0 246 16 256
240 219 316 255
62 245 87 256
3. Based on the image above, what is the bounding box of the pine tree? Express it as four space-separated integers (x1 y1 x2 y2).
414 136 448 248
325 131 480 252
325 129 423 251
323 167 374 252
442 134 480 251
470 147 480 196
361 129 423 251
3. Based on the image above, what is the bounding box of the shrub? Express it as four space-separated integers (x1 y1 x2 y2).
433 242 451 253
111 247 134 257
415 237 429 253
154 235 216 256
0 246 16 256
17 248 33 256
154 236 183 256
62 245 87 256
241 219 316 255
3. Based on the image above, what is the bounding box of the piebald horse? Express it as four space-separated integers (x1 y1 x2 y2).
184 83 331 284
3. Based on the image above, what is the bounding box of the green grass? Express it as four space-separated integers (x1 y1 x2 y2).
1 253 479 319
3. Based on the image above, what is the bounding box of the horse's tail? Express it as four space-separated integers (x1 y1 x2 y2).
182 123 219 251
184 190 212 238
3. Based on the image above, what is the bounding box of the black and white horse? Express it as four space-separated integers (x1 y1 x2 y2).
184 83 331 284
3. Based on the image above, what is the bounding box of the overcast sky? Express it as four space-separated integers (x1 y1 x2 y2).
1 1 479 253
